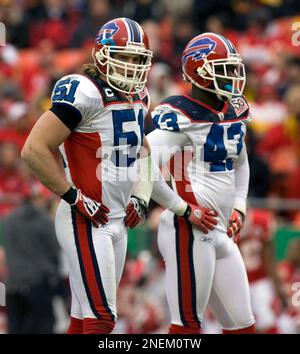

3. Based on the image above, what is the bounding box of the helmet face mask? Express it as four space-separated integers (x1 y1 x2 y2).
93 18 153 95
98 45 152 94
182 33 246 100
196 55 246 100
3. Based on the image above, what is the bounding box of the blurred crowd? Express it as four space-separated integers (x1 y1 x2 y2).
1 0 300 334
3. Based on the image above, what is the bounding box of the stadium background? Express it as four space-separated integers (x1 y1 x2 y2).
0 0 300 334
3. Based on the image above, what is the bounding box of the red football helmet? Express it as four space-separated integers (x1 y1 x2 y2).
182 32 246 100
93 17 153 94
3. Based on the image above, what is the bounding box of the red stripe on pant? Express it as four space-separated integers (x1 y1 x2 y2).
176 216 200 329
75 215 112 321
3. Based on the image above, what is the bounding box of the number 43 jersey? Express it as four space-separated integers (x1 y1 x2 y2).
152 94 251 230
50 74 149 218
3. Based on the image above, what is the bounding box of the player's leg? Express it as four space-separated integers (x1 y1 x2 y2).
67 276 83 334
112 219 128 287
79 217 118 334
55 201 116 334
201 308 222 334
83 217 127 333
56 202 84 334
56 201 84 334
208 243 256 333
158 210 216 334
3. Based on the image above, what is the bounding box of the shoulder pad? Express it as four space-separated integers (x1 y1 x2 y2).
159 96 219 122
51 74 101 105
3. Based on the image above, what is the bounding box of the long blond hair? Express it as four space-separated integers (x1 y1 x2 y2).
81 63 102 80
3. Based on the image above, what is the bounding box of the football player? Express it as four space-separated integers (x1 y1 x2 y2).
125 33 256 334
21 17 156 334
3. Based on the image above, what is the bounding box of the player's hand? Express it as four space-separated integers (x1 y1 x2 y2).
124 196 148 229
71 188 110 227
227 209 244 242
183 204 218 234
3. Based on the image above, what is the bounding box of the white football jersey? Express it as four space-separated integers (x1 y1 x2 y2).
151 94 251 230
50 74 149 218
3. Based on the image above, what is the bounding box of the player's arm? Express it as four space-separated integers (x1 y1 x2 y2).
125 129 218 231
148 129 188 214
22 76 110 227
233 144 249 217
147 129 218 233
125 86 154 227
21 110 72 196
133 135 153 203
227 145 249 240
124 136 153 228
22 110 109 227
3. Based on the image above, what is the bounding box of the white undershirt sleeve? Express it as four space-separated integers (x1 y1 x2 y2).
233 145 250 216
147 129 191 216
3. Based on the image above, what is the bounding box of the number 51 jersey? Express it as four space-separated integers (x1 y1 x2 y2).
50 74 149 218
152 94 251 231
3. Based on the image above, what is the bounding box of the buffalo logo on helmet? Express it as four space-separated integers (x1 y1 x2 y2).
182 37 217 64
96 22 119 45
